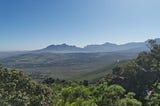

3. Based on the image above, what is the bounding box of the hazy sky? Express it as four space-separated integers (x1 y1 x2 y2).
0 0 160 51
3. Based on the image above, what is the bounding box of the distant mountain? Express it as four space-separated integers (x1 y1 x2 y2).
35 43 84 53
84 38 160 52
84 42 118 52
37 42 146 53
84 41 146 52
1 38 160 80
30 38 160 53
0 38 160 57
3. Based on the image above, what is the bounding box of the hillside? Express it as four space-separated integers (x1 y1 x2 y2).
36 43 84 53
1 40 160 106
0 65 143 106
1 52 137 80
1 38 160 81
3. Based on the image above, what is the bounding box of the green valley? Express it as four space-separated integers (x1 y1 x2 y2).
1 52 137 81
0 40 160 106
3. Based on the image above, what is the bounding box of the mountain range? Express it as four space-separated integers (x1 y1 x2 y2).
0 38 159 59
36 38 160 53
0 38 160 80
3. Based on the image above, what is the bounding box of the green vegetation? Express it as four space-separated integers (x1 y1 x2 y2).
0 65 54 106
49 81 141 106
1 52 136 80
0 66 142 106
108 40 160 103
0 40 160 106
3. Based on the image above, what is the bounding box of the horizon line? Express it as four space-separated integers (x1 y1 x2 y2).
0 37 159 52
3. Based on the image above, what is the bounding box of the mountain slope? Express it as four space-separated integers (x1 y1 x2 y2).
1 52 137 80
84 41 148 52
36 38 160 53
1 38 160 80
0 38 160 58
36 43 84 53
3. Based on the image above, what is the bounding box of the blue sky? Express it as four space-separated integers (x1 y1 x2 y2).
0 0 160 51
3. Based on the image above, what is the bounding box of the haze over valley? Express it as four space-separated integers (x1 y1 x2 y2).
0 38 160 80
1 0 160 105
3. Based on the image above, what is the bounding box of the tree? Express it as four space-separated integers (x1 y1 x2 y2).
118 92 142 106
0 66 54 106
146 82 160 106
110 40 160 102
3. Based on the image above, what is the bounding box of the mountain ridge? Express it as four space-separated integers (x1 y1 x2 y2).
0 38 160 58
36 38 160 53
